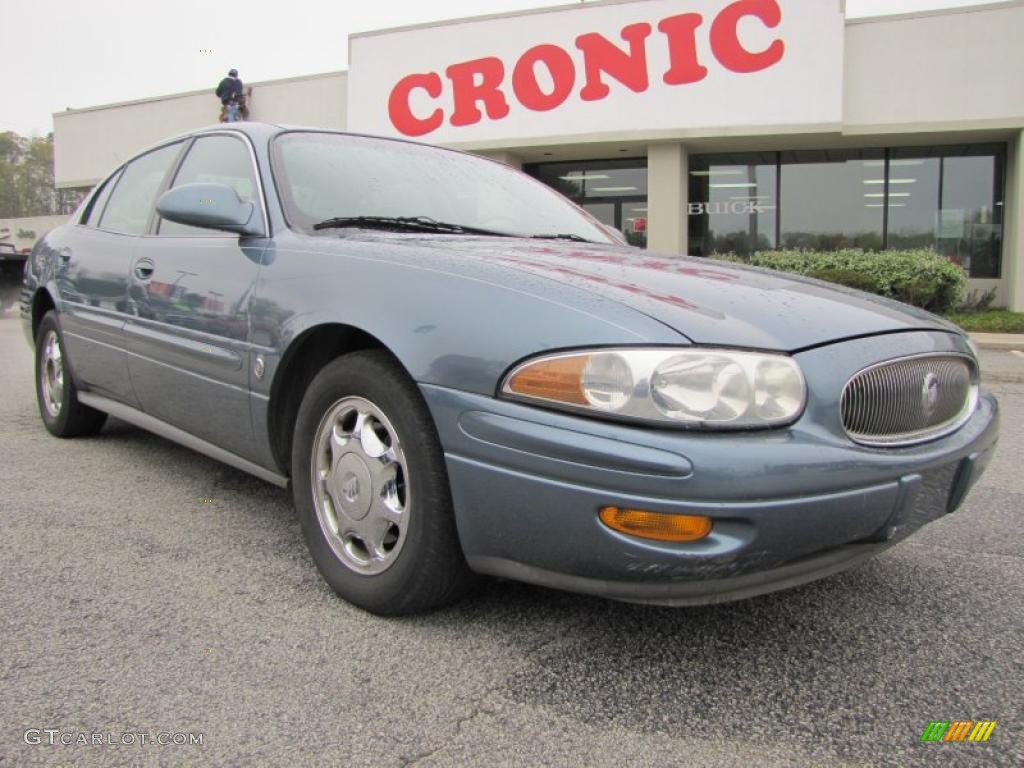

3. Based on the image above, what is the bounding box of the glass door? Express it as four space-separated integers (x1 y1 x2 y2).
528 159 648 248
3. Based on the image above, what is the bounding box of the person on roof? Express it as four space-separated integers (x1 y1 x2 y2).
216 69 245 122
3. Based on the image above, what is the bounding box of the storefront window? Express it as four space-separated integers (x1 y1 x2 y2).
689 144 1005 277
779 149 885 251
884 151 941 251
939 149 1003 278
688 153 776 257
529 159 648 247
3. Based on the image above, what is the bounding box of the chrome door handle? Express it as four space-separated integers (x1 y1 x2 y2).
133 260 154 280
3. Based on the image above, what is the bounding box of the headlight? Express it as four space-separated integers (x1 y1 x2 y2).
501 348 806 429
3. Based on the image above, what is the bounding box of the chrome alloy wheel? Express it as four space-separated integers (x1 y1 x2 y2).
40 330 64 418
311 396 409 575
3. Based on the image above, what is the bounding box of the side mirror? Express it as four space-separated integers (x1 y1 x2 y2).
156 182 263 236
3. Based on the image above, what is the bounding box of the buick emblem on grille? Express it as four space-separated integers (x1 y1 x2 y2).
921 372 940 417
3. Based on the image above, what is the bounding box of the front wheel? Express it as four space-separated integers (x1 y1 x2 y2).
291 350 474 615
35 311 107 437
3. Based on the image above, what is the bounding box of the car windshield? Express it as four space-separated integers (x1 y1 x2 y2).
271 131 612 243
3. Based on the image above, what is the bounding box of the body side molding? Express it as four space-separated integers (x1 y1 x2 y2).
77 392 289 488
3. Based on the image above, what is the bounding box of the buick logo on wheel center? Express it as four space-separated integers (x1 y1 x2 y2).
342 474 360 503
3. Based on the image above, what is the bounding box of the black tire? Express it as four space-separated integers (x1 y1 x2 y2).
291 350 475 615
35 311 107 438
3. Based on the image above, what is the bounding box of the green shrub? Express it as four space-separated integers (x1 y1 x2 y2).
714 248 967 314
806 268 879 294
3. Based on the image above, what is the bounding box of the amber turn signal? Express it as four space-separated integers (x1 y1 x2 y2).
599 507 712 543
506 355 590 405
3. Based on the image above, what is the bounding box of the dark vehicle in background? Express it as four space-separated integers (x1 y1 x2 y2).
1 242 28 313
21 123 998 616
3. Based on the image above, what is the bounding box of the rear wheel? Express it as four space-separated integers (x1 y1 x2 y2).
35 311 107 437
291 350 474 615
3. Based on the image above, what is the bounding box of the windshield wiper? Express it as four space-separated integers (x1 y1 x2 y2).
313 215 511 237
530 233 594 243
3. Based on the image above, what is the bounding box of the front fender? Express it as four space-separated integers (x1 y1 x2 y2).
252 235 687 399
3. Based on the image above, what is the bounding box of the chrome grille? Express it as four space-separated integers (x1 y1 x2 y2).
841 354 977 446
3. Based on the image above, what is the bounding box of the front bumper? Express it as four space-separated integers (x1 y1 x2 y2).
421 331 1000 605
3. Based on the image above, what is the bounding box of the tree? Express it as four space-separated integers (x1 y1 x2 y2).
0 131 86 218
0 132 21 216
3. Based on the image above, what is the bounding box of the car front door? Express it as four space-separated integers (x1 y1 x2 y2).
57 142 186 406
124 133 268 462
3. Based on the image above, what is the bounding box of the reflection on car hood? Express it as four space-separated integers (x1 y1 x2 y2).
320 234 962 351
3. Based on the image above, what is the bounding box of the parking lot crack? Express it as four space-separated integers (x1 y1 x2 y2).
397 630 575 767
398 675 510 767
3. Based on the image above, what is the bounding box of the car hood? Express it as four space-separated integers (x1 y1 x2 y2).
361 235 958 351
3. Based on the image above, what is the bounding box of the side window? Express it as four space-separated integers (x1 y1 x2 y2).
159 135 259 236
99 142 183 235
82 169 121 227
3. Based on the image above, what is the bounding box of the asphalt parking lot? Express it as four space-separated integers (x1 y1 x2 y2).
1 314 1021 767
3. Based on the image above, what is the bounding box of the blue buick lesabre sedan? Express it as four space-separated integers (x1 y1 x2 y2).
22 123 998 615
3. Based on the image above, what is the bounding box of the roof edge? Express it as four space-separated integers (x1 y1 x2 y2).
53 70 347 119
846 0 1023 26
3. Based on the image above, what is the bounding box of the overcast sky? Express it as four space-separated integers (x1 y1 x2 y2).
0 0 1006 137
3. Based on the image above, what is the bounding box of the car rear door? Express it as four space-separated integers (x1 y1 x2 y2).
124 132 268 462
57 142 186 406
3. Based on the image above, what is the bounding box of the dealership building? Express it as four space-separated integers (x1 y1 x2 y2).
53 0 1024 309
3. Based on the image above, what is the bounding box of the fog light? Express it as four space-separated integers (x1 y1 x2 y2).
599 507 712 542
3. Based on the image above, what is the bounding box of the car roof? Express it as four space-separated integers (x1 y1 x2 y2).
131 121 494 170
160 120 286 145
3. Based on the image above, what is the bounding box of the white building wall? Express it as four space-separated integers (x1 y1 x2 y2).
843 3 1024 133
245 73 347 131
54 92 213 188
647 143 688 255
53 72 347 189
1005 130 1024 312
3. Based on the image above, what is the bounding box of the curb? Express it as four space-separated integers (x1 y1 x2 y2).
983 372 1024 385
969 334 1024 352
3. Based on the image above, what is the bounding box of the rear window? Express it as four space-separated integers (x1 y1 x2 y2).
99 142 183 235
